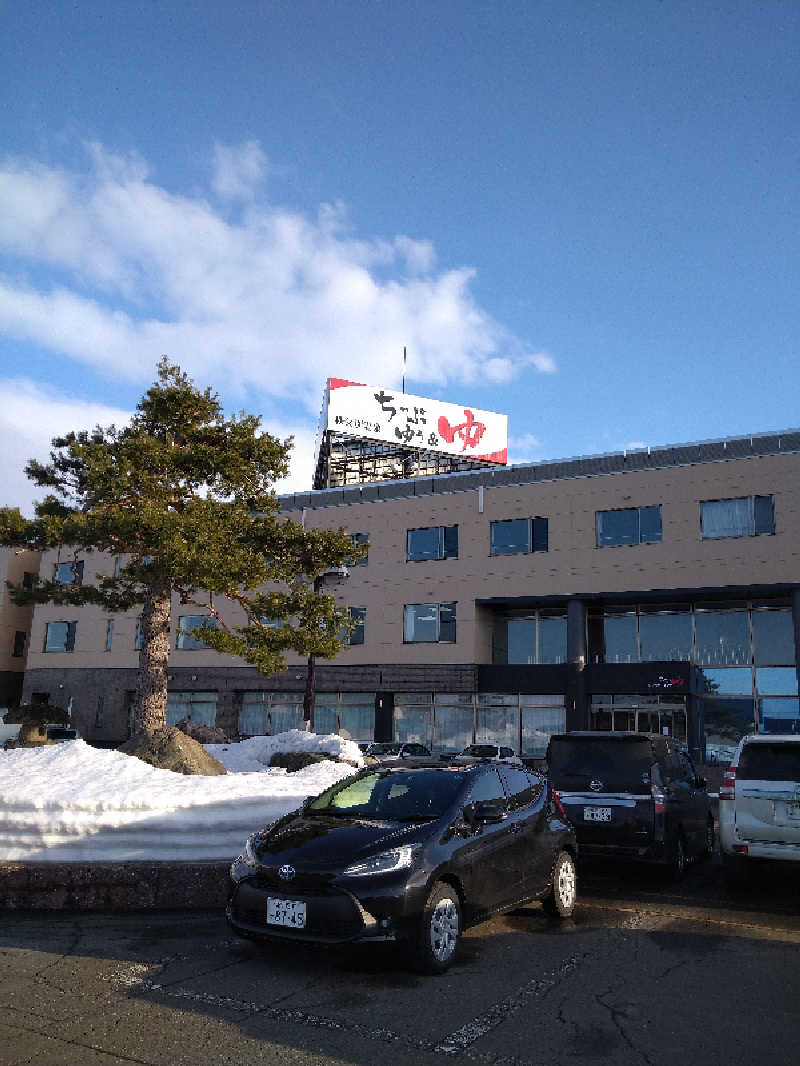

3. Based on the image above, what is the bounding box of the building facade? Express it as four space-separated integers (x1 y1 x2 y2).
0 548 41 709
20 430 800 763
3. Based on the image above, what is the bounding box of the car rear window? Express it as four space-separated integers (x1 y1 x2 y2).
548 737 655 791
738 743 800 782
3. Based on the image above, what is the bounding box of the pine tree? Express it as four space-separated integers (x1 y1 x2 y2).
0 359 360 733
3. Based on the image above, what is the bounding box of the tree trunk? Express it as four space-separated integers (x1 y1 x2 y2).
302 652 316 732
134 577 172 733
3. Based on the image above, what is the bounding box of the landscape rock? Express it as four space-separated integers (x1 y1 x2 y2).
175 717 229 745
118 726 227 775
269 751 336 772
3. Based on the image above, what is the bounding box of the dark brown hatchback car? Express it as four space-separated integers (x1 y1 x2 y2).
547 732 714 877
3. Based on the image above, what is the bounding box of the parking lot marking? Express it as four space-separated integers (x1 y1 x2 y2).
434 952 583 1054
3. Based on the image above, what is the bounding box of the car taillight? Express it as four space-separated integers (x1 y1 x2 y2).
651 782 666 814
552 789 568 820
719 766 737 801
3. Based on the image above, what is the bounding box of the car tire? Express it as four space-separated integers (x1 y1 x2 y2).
670 833 687 880
411 881 461 974
542 851 577 918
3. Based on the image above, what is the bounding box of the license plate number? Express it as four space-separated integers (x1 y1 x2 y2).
267 898 307 928
583 806 612 822
786 802 800 820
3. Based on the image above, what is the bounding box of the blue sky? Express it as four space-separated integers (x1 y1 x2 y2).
1 1 798 513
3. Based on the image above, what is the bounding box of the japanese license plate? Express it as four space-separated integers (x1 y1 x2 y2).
583 806 612 822
785 802 800 821
267 898 307 928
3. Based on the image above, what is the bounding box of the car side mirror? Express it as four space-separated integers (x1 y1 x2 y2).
470 800 506 824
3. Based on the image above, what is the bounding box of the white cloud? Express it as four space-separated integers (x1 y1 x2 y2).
0 379 320 517
0 141 556 414
0 380 133 516
211 140 268 201
508 432 543 464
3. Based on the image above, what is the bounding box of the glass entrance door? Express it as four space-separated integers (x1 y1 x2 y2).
590 695 687 741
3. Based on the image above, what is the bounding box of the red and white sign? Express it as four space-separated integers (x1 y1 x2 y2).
323 378 507 465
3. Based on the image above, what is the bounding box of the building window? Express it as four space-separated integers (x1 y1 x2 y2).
403 602 456 643
176 615 217 650
347 607 366 645
135 620 143 650
596 506 662 547
407 525 458 562
54 559 84 585
105 619 114 652
44 621 77 653
348 533 369 566
23 571 35 590
166 691 218 727
490 517 548 555
500 612 567 664
701 495 775 539
12 631 26 658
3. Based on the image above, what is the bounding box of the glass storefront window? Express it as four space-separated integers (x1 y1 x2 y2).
752 610 795 665
394 708 432 747
476 705 518 750
270 702 304 734
521 706 565 757
314 704 338 735
603 614 637 663
338 694 375 741
699 668 752 695
239 693 267 735
758 698 800 734
755 668 798 696
166 691 217 727
539 616 567 664
638 612 692 661
702 698 755 764
507 618 536 664
694 611 750 667
433 702 474 752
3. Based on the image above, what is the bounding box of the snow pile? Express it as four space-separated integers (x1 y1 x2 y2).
0 733 362 863
206 728 363 772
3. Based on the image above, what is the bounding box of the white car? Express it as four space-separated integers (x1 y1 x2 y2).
719 733 800 885
458 743 523 766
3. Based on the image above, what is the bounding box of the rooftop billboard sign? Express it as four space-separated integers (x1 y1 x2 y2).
322 378 507 465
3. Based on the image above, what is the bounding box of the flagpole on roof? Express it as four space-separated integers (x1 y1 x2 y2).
402 346 406 394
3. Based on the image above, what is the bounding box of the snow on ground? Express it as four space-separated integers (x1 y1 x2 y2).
0 731 363 863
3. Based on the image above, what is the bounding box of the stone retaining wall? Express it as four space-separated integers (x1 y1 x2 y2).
0 861 230 911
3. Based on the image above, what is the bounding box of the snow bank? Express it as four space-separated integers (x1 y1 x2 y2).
0 732 362 862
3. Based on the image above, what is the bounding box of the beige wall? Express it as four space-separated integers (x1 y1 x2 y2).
0 548 41 676
25 450 800 675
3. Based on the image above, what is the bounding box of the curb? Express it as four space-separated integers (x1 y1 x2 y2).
0 861 231 911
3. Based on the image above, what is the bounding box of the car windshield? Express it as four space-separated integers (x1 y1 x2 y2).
548 737 656 791
369 743 402 755
462 745 498 757
307 769 467 821
738 743 800 782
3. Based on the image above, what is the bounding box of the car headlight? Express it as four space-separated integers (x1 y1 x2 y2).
343 844 419 877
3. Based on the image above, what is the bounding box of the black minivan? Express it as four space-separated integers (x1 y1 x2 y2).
547 732 714 877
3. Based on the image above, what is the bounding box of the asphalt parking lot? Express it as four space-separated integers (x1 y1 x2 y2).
1 853 799 1066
